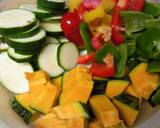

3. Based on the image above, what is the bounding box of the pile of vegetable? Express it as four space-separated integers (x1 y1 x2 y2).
1 0 160 128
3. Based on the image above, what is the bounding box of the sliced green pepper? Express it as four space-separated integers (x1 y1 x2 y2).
94 43 120 63
147 61 160 73
120 11 153 36
79 22 93 54
115 44 128 78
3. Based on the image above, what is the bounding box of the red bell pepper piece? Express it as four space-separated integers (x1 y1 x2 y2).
61 12 84 47
127 0 145 11
91 34 103 50
111 0 145 45
90 54 115 78
77 52 94 64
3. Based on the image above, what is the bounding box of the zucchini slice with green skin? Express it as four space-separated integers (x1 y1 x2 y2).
0 43 9 51
11 97 33 124
8 20 40 39
0 52 33 93
6 28 46 50
0 9 36 35
46 36 60 44
37 0 65 10
41 21 63 36
42 15 62 22
58 36 69 43
7 47 33 63
38 43 64 77
19 3 53 19
57 43 79 70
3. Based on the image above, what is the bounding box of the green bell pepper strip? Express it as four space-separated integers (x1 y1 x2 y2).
115 43 128 78
79 22 93 54
94 43 121 63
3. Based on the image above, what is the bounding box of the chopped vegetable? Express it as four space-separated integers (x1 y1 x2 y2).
90 54 115 78
105 80 129 98
51 101 89 119
89 95 120 127
129 63 159 99
77 52 94 64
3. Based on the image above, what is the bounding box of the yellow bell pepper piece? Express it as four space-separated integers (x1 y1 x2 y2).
102 0 115 12
83 4 105 23
69 0 82 12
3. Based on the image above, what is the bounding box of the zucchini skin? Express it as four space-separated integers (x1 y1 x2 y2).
11 97 32 124
0 20 37 36
6 37 45 51
37 0 65 10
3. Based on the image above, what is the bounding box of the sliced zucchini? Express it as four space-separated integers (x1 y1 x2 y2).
0 9 36 35
6 28 46 50
0 52 33 93
58 43 79 70
46 36 60 44
8 20 40 39
37 0 65 10
41 21 63 36
58 36 69 43
7 47 33 63
38 43 64 77
19 3 53 19
42 16 62 22
0 43 9 51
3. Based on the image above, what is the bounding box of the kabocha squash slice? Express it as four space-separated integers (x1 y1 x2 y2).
89 95 120 128
67 117 88 128
89 120 103 128
30 81 60 114
105 80 129 98
51 101 89 119
34 113 66 128
59 66 93 105
113 93 140 126
11 93 36 123
129 63 159 99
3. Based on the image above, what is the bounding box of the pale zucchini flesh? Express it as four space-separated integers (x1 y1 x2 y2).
6 28 46 50
46 36 60 44
7 47 33 63
0 52 33 93
58 43 79 70
38 43 64 77
0 9 36 35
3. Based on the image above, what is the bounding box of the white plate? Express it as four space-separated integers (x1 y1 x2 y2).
0 0 160 128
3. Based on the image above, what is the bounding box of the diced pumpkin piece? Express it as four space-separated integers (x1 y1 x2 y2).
11 94 37 123
52 76 62 89
15 93 35 114
113 94 139 126
69 0 82 12
89 120 103 128
67 117 88 128
60 80 93 105
51 102 89 119
25 70 49 90
89 95 120 127
109 120 126 128
34 113 66 128
129 63 159 99
59 66 93 105
83 4 105 23
31 81 59 114
105 80 129 98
